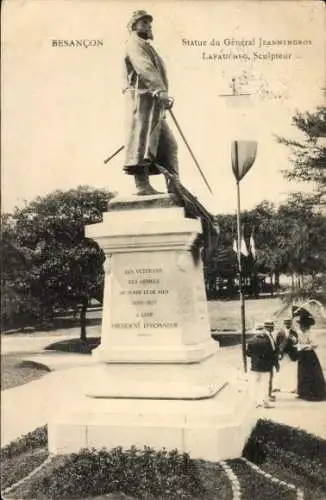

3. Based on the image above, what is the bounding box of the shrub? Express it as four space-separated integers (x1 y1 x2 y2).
1 449 49 490
242 419 326 488
243 419 326 466
23 446 205 499
0 425 48 460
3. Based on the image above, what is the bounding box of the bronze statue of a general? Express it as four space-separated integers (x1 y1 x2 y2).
119 10 219 258
123 10 178 196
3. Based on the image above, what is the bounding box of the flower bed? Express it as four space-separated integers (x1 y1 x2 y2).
243 419 326 467
1 425 49 492
242 419 326 499
1 448 49 492
228 458 297 500
4 447 232 499
2 420 326 499
262 458 326 500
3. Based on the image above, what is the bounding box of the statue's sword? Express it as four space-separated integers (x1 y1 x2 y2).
103 101 213 195
166 102 213 195
104 145 125 164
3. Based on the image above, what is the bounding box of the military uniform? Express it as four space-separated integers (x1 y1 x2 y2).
123 21 178 176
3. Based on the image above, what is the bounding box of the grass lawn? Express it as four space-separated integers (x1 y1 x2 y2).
208 296 280 331
1 356 50 390
2 296 325 390
209 296 326 331
209 298 326 369
210 296 295 331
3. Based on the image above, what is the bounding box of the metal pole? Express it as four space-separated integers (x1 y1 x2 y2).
234 141 247 372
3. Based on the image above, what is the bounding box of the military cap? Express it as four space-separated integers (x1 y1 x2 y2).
283 318 292 325
264 319 274 328
127 10 153 31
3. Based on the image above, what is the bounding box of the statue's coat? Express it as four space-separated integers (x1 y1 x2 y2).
123 33 171 175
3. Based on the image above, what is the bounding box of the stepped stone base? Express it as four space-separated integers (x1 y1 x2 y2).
48 378 255 461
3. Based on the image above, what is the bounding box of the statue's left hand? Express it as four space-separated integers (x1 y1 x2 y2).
165 97 174 110
156 91 174 110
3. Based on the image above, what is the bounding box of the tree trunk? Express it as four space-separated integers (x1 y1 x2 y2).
80 299 88 342
270 273 274 297
297 274 301 288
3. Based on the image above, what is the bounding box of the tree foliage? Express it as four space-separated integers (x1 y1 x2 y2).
1 186 114 335
204 197 326 298
207 103 326 299
276 102 326 304
276 105 326 205
3 181 326 333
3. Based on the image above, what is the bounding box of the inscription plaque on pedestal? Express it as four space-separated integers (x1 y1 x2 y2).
110 256 179 338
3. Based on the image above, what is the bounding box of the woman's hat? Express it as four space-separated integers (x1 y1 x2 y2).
292 306 315 325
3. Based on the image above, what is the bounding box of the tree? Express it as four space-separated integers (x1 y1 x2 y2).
278 193 326 279
2 186 114 338
204 213 238 298
204 212 263 298
277 104 326 206
1 212 47 329
277 103 326 305
243 202 285 294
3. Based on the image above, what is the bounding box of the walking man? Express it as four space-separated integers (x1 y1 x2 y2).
246 320 279 408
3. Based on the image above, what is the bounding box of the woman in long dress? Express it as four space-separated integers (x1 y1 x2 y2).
273 318 299 393
293 307 326 401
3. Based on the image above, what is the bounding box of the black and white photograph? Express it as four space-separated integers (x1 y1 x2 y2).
1 0 326 498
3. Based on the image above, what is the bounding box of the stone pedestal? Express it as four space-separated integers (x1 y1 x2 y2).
48 194 255 459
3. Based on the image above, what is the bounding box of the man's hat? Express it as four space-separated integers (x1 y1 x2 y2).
127 10 153 31
283 318 292 325
264 319 274 328
253 323 264 332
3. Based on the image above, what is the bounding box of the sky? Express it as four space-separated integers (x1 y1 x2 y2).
1 0 325 215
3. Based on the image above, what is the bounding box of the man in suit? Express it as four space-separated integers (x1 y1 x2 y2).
123 10 178 195
246 320 279 408
273 318 299 393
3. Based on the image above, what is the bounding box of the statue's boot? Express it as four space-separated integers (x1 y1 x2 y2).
134 170 162 196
